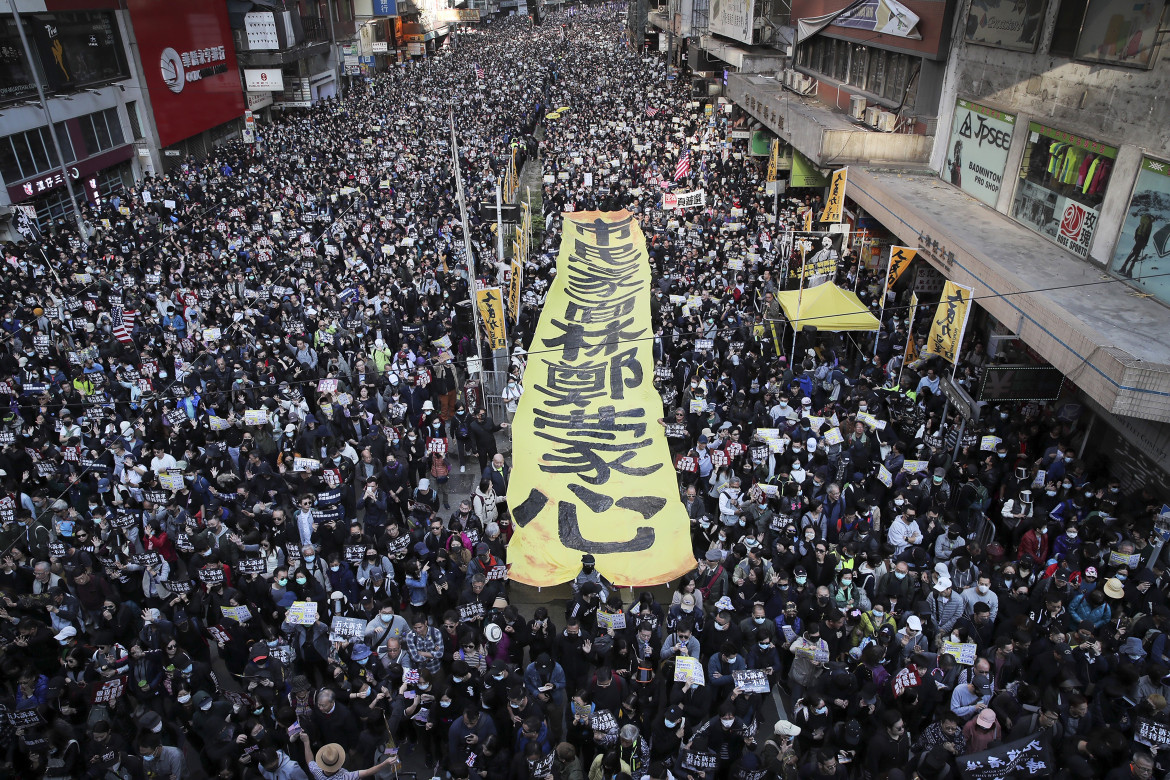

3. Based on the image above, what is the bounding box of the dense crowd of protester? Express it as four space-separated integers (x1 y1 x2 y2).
0 6 1167 780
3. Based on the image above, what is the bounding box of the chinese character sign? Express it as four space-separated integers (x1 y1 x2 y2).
959 734 1052 780
885 246 916 296
925 280 973 365
475 287 508 350
819 168 848 223
509 260 523 325
506 211 696 587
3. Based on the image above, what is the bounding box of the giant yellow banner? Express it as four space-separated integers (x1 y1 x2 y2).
926 281 973 364
820 167 848 223
507 211 695 587
475 287 508 350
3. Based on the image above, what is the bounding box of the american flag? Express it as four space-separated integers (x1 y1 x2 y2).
111 305 136 345
475 65 484 80
646 106 660 117
673 149 691 181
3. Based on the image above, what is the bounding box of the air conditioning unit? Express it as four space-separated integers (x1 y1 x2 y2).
876 110 897 132
797 74 817 94
864 106 881 126
849 94 866 121
782 69 795 88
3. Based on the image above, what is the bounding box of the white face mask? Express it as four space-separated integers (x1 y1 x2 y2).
977 584 989 594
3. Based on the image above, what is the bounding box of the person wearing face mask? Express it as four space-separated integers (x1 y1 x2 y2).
787 623 828 701
1052 522 1083 561
136 731 185 779
1016 520 1051 568
572 553 613 600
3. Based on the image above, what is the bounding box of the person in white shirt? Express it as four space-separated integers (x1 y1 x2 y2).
149 444 178 475
887 508 922 556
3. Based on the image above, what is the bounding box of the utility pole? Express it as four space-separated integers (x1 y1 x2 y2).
8 0 87 243
448 111 488 393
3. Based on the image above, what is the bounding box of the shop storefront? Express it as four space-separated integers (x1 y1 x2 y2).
1009 123 1116 260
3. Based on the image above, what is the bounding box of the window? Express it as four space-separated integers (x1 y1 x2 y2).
0 124 70 183
849 44 868 86
866 49 886 96
1049 0 1088 56
79 108 125 156
884 53 907 102
126 100 143 141
833 40 849 81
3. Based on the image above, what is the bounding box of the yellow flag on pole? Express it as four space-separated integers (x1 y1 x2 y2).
885 246 916 297
926 281 973 365
475 287 508 350
819 167 848 223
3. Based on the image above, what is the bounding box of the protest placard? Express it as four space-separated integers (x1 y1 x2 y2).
597 610 627 631
674 655 705 686
238 558 267 574
459 601 486 622
942 641 978 666
287 601 318 625
732 669 770 693
330 616 368 642
221 605 252 623
91 676 127 704
198 566 225 585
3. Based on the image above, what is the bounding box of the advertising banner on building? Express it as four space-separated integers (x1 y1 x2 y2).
127 0 246 148
1110 156 1170 302
244 69 284 91
820 168 847 223
244 12 280 49
943 99 1016 207
964 0 1047 51
709 0 755 45
1010 122 1116 259
1076 0 1167 69
831 0 922 39
506 211 695 587
926 281 973 364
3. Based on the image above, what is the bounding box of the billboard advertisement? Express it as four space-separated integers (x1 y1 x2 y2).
244 69 284 91
942 99 1016 207
964 0 1047 51
1110 157 1170 303
126 0 246 148
1010 122 1116 260
831 0 922 39
709 0 755 44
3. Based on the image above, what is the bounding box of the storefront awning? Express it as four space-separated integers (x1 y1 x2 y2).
775 283 881 331
845 167 1170 422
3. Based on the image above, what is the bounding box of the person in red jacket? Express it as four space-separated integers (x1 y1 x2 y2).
1016 520 1050 568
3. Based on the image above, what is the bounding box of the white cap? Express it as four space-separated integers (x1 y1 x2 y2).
906 615 922 631
55 626 77 641
934 577 953 592
806 437 818 451
418 478 430 491
484 623 503 643
422 400 434 411
774 720 801 737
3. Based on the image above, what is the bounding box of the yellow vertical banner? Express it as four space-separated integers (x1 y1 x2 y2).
508 259 523 324
767 139 779 183
820 167 848 223
885 246 916 295
475 287 508 350
903 292 919 365
926 281 973 364
803 207 813 233
506 210 695 587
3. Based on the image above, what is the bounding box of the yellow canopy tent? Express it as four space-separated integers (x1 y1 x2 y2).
775 283 880 331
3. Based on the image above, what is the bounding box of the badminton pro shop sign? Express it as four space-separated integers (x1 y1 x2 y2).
127 0 246 148
507 211 696 587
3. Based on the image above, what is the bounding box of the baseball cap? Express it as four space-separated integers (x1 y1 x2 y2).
774 720 801 737
976 709 997 728
906 615 922 631
934 578 953 592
